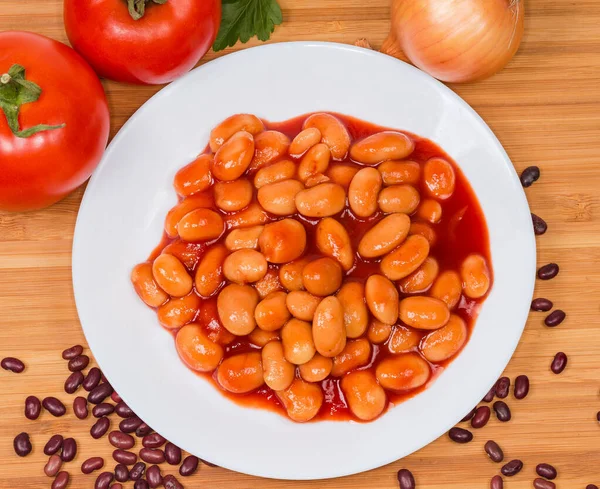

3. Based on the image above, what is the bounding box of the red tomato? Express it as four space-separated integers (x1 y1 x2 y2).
64 0 221 85
0 32 110 212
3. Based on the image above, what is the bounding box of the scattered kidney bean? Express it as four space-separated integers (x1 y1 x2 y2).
142 433 166 448
180 455 199 477
43 397 66 417
25 395 42 420
111 391 123 403
95 471 114 489
482 385 496 403
93 403 115 418
520 166 540 187
471 406 491 429
397 468 415 489
537 263 559 280
136 423 153 437
88 382 114 404
51 471 70 489
146 465 163 488
165 442 182 465
44 434 64 455
61 438 77 462
91 416 111 439
68 354 90 372
113 449 137 465
1 356 25 373
82 456 105 474
514 375 530 399
163 474 184 489
551 352 568 374
129 462 146 481
495 377 510 399
448 427 473 443
83 367 102 392
109 431 135 449
493 401 512 422
531 214 547 235
501 459 523 476
597 411 600 423
586 485 599 489
536 463 557 480
111 485 124 489
484 440 504 463
65 370 85 394
460 407 477 422
73 396 89 419
115 402 134 418
531 298 553 312
62 345 83 360
44 454 63 476
134 480 150 489
533 478 556 489
199 458 217 467
120 416 143 433
114 463 130 482
545 310 566 327
140 448 166 464
13 432 32 457
490 475 503 489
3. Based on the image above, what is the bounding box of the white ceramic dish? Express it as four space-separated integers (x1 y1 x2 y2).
72 42 535 480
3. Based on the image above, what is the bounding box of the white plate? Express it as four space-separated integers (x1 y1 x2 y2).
72 42 535 480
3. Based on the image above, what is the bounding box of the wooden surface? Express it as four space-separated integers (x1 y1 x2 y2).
1 1 600 487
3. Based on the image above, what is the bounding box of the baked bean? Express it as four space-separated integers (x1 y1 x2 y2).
302 257 342 296
255 291 290 331
217 352 264 393
175 324 224 372
254 159 296 188
313 296 347 358
298 354 332 382
223 249 268 284
305 173 330 187
326 163 361 189
250 130 290 170
341 370 387 421
388 325 422 354
259 219 307 263
173 154 213 197
398 257 439 294
350 131 414 165
358 213 410 259
348 167 383 217
331 338 371 376
131 263 169 307
279 257 311 291
380 234 430 280
378 160 420 185
253 268 283 298
315 217 354 270
209 114 264 152
224 225 263 251
430 270 462 309
213 179 253 211
197 299 237 346
152 254 192 297
248 328 280 347
276 378 324 422
194 244 227 297
217 284 259 335
164 192 213 238
378 184 420 214
304 113 351 160
365 274 399 325
177 208 224 242
461 254 491 298
423 157 456 200
161 239 204 270
298 143 331 182
225 201 270 229
420 314 467 362
336 282 369 338
399 296 450 330
367 319 392 344
281 318 316 365
212 131 254 181
286 290 321 321
157 293 201 329
416 199 442 224
409 221 437 246
257 179 304 215
376 353 430 391
289 127 321 157
295 183 346 217
262 341 295 391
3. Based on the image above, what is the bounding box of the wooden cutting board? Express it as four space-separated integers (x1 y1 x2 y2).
1 1 599 488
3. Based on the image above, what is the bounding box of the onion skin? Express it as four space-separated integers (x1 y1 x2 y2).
381 0 524 83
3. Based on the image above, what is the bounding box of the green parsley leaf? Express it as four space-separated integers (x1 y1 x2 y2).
213 0 283 52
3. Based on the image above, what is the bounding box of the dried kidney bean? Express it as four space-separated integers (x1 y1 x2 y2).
520 166 540 187
163 474 184 489
25 395 42 420
140 448 166 464
531 298 553 311
65 370 85 394
113 449 137 465
495 377 510 398
115 402 134 418
109 431 135 449
83 367 102 391
44 454 63 477
44 434 64 455
460 407 477 422
1 357 25 373
448 427 473 443
199 458 218 467
134 480 150 489
93 403 115 418
120 416 143 433
114 463 129 482
586 485 599 489
146 465 163 488
13 432 32 457
471 406 491 429
397 468 415 489
111 485 124 489
533 479 556 489
493 401 511 422
142 433 166 448
484 440 504 463
91 416 111 439
490 475 503 489
68 354 90 372
51 471 70 489
532 213 547 235
551 352 568 374
537 263 559 280
501 459 523 476
61 438 77 462
95 472 114 489
136 422 153 437
514 375 530 399
482 385 496 403
180 455 199 477
82 456 105 474
165 442 182 465
62 345 83 360
129 462 146 480
545 310 566 327
536 463 557 479
88 382 114 404
43 397 66 417
73 396 89 419
111 391 123 403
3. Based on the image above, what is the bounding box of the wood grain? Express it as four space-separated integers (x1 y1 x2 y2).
1 1 600 487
